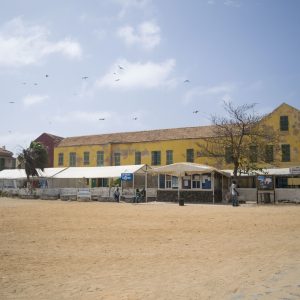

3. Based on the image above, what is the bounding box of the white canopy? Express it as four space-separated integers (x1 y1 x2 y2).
151 162 230 177
222 168 296 176
52 164 148 179
0 168 67 179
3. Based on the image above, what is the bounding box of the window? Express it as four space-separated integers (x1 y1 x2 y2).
58 153 64 166
280 116 289 131
114 153 121 166
151 151 161 165
69 152 76 166
249 145 257 163
166 175 172 188
225 147 233 163
135 151 141 165
159 174 165 188
159 174 178 189
281 144 290 162
192 174 201 189
166 150 173 165
98 178 108 187
83 152 90 165
265 145 274 163
0 158 4 171
186 149 194 163
97 151 104 166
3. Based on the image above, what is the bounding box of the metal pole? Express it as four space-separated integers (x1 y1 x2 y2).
212 172 215 204
145 165 148 203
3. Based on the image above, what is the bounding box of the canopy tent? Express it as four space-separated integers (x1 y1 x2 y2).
0 168 66 179
0 168 67 188
151 162 230 177
150 163 231 204
51 165 148 179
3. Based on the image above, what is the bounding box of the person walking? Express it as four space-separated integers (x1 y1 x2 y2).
231 180 239 206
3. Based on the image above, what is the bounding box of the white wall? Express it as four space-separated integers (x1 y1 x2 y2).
275 189 300 203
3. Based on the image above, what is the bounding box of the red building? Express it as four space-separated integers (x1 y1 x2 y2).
34 133 64 167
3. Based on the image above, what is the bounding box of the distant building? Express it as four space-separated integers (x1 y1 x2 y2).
53 103 300 169
0 146 16 170
34 133 64 167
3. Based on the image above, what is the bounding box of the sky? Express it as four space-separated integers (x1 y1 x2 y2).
1 0 300 156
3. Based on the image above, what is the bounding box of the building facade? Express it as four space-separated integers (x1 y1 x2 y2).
53 103 300 169
0 147 15 170
34 133 64 167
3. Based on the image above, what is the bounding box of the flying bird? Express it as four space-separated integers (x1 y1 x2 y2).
21 82 26 85
99 118 105 121
132 117 138 120
34 83 38 86
118 65 124 70
45 74 49 78
115 78 120 81
82 76 88 80
193 110 199 114
184 79 190 83
8 101 15 104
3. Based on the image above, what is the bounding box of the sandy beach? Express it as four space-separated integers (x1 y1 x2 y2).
0 197 299 299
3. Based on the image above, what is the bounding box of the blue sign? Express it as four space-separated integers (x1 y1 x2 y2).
121 173 133 181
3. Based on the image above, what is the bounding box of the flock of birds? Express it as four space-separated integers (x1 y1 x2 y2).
7 65 200 124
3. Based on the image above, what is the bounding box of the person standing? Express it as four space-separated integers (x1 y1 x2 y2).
114 187 120 202
231 180 239 206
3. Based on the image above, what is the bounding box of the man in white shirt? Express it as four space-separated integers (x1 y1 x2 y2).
231 180 239 206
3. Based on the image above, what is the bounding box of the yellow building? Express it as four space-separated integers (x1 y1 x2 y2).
53 103 300 169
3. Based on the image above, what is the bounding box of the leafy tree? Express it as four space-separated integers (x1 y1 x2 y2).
199 101 279 177
17 141 48 185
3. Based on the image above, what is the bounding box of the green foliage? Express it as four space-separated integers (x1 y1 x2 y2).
17 141 48 181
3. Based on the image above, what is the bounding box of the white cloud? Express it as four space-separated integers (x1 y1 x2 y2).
23 94 49 107
113 0 150 18
0 131 37 155
183 83 236 105
96 59 176 89
117 21 160 50
0 18 82 67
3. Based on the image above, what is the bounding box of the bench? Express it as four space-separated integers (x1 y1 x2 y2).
40 188 60 200
77 189 92 202
60 188 77 201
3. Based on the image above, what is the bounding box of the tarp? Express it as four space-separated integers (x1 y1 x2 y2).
0 168 67 179
222 168 295 176
52 164 148 179
150 162 230 177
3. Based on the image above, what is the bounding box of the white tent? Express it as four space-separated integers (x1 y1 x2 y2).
151 162 230 177
0 168 67 179
150 162 230 204
51 165 148 179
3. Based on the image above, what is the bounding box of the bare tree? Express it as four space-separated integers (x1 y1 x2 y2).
199 101 279 177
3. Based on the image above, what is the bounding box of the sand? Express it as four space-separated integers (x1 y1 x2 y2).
0 197 300 300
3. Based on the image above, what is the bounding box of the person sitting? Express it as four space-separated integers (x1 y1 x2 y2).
133 188 141 203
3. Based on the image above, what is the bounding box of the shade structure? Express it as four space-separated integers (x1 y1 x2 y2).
51 165 148 179
150 163 230 204
0 168 66 179
150 162 230 177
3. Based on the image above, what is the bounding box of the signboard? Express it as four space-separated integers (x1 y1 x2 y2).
290 167 300 175
121 173 133 181
257 175 274 190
